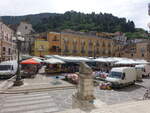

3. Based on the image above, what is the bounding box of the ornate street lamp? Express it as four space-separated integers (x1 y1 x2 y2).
94 43 96 59
148 3 150 32
13 32 24 86
38 45 44 57
0 22 3 62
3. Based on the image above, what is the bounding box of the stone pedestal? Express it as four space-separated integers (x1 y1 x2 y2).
13 80 23 86
72 93 95 110
72 62 95 110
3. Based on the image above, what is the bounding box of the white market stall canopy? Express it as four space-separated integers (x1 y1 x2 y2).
94 57 127 63
44 55 149 65
94 57 149 65
44 58 65 64
32 57 43 63
115 59 149 65
52 55 92 62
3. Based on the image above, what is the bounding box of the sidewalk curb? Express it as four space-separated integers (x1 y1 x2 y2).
0 76 16 91
0 85 76 94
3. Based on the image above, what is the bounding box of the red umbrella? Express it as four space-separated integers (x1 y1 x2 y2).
20 58 40 64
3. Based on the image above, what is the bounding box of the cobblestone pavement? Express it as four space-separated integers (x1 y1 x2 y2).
0 77 150 112
0 92 60 113
0 80 4 84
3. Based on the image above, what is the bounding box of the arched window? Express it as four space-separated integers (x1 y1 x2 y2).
8 48 11 55
73 40 77 53
64 39 69 52
81 40 85 53
2 47 6 55
102 42 105 47
96 42 100 47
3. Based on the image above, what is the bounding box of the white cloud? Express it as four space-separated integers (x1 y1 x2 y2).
0 0 149 30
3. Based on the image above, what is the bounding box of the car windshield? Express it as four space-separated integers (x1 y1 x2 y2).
0 65 12 71
109 71 123 78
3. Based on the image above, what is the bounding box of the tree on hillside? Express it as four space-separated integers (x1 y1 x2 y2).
1 11 136 33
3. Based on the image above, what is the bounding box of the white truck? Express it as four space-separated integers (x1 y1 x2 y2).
135 64 150 77
106 67 137 88
0 60 17 78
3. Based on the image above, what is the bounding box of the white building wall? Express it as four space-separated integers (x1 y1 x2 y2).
0 21 16 61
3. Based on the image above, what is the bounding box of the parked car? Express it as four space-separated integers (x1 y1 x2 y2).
0 60 17 78
93 71 108 80
106 67 137 88
135 64 150 77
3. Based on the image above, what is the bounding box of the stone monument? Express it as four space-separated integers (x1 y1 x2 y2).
72 62 95 110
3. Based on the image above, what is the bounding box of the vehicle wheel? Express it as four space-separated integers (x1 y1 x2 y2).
133 81 135 85
142 74 145 78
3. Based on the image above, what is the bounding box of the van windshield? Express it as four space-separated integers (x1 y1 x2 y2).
0 65 12 70
109 72 123 78
135 67 145 71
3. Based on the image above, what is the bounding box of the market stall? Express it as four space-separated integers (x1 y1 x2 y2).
20 58 41 78
44 58 65 74
52 55 94 73
63 73 79 84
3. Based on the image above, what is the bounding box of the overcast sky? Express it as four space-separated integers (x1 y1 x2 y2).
0 0 149 30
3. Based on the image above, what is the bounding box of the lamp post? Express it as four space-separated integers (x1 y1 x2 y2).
60 32 62 56
0 22 3 62
13 32 24 86
148 3 150 32
94 43 96 59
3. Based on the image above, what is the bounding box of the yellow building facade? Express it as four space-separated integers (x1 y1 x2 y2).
34 38 49 56
34 31 122 57
60 32 117 57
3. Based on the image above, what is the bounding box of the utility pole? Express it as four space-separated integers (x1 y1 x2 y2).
0 22 3 62
60 32 62 56
148 3 150 32
94 43 96 59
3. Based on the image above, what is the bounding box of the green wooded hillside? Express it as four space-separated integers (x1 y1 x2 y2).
1 11 135 33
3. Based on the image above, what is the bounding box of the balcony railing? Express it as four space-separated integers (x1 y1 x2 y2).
49 48 61 52
52 39 59 41
88 51 93 56
63 49 69 53
72 50 77 53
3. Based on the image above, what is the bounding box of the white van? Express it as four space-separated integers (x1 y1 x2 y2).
135 64 150 77
106 67 137 88
0 60 17 78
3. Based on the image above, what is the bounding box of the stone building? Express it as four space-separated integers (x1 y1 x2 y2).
121 3 150 61
34 37 49 57
17 21 35 55
0 21 16 62
59 31 117 57
33 31 123 57
121 41 150 61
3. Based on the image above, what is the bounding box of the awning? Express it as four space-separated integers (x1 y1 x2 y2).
21 55 33 60
53 55 92 62
44 58 65 64
94 57 118 63
114 59 148 65
20 58 41 64
32 57 43 63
